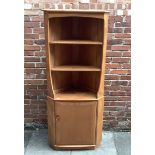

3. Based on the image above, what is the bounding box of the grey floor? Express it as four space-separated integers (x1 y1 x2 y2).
24 129 130 155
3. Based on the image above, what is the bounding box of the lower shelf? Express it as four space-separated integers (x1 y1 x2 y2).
51 65 101 71
54 90 97 100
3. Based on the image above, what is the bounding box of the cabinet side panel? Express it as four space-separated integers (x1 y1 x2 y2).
47 96 56 146
97 14 109 98
96 98 104 145
44 12 54 97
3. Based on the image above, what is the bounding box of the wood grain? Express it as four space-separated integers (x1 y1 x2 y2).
44 10 109 150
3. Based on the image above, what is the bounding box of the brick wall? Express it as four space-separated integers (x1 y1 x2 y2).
24 0 131 131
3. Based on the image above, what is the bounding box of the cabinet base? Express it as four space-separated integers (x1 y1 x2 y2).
47 96 103 150
50 144 97 150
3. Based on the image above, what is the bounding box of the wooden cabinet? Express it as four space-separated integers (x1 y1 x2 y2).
44 10 109 150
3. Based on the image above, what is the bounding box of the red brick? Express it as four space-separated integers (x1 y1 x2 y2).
24 85 37 90
122 64 131 69
24 16 30 22
35 63 46 68
31 16 43 22
115 16 123 22
90 0 97 2
110 102 126 106
25 68 46 74
120 75 131 80
124 28 131 33
112 45 130 51
24 57 40 62
106 63 121 69
58 4 63 9
62 0 74 2
111 81 128 86
105 75 120 80
117 96 131 101
110 4 114 9
106 58 112 63
123 39 131 45
24 28 32 33
24 100 31 104
72 3 79 9
105 96 118 101
79 3 89 10
122 52 131 57
24 51 34 56
112 58 130 63
97 4 102 10
108 39 122 45
39 34 45 39
36 74 47 79
115 33 131 38
125 16 131 23
25 46 40 51
115 22 130 27
34 51 45 56
24 34 39 39
105 86 121 91
33 28 44 34
34 39 45 45
65 4 72 9
90 4 96 9
41 22 44 27
108 27 123 33
24 22 40 28
117 4 122 9
24 63 35 68
107 52 122 57
104 3 108 10
33 3 39 9
110 70 128 74
24 74 36 79
24 79 45 85
24 40 34 45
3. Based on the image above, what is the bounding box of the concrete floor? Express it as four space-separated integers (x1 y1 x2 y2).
24 129 130 155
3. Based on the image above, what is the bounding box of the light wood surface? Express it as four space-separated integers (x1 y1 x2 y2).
55 90 97 100
49 40 102 45
42 9 110 13
44 10 109 150
55 101 96 145
97 14 109 98
51 65 101 71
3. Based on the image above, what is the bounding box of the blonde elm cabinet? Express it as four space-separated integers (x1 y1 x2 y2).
43 10 109 150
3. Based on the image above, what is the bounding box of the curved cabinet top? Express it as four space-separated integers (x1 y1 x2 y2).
43 9 109 19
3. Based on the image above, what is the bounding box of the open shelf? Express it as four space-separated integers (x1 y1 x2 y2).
51 65 101 71
52 71 100 96
49 40 102 45
49 17 103 42
50 44 102 69
54 89 97 100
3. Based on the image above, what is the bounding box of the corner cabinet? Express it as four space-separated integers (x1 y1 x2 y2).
43 10 109 150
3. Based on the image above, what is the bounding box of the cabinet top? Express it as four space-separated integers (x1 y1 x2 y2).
42 9 110 14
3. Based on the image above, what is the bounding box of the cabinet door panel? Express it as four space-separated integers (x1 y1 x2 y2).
55 101 97 145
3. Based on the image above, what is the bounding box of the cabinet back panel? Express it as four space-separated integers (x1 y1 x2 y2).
50 45 102 67
52 72 100 93
49 17 103 41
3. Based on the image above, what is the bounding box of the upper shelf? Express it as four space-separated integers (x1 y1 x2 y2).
51 65 101 71
49 40 102 45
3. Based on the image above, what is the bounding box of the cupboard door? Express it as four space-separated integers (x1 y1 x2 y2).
55 101 97 145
